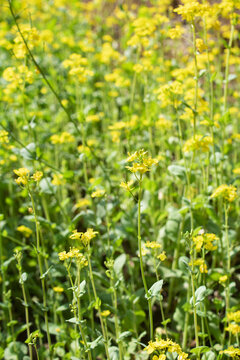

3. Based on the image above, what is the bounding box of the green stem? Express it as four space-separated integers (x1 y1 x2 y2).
28 188 52 356
138 177 154 340
87 248 110 360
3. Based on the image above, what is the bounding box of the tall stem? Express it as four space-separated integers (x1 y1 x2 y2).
28 189 52 356
138 176 154 340
87 248 110 360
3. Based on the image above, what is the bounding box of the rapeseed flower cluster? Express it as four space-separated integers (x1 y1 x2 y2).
126 150 158 174
70 228 98 247
144 338 188 359
211 184 237 202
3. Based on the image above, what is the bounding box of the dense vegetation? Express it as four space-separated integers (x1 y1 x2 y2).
0 0 240 359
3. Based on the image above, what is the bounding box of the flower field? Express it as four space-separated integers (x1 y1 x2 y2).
0 0 240 359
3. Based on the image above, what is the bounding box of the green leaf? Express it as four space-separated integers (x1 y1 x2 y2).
168 165 186 178
113 254 126 276
19 272 27 284
146 280 163 299
119 331 132 340
178 257 191 274
88 335 103 349
108 347 119 360
40 265 53 279
190 346 210 355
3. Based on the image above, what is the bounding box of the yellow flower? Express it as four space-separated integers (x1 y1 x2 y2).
17 225 33 238
101 310 111 317
220 346 240 358
75 198 91 209
0 130 9 144
145 241 161 249
50 132 75 145
196 39 207 53
211 184 237 202
225 324 240 335
158 251 167 262
120 180 134 192
91 189 106 198
125 149 158 174
228 311 240 323
193 233 218 252
58 251 69 261
14 168 30 186
52 174 66 186
70 228 98 247
183 135 213 153
32 171 43 182
233 168 240 175
53 286 64 293
219 275 228 283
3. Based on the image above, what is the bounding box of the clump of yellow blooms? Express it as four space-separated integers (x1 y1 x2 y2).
62 53 93 83
183 135 213 153
156 81 183 108
125 149 158 174
225 323 240 335
11 25 41 59
219 346 240 359
145 241 161 249
211 184 237 202
58 247 88 267
189 258 208 273
3 65 34 102
50 132 75 145
13 168 30 186
70 228 98 247
127 17 157 47
193 233 219 252
228 311 240 323
144 338 188 359
168 25 185 39
0 130 9 144
196 39 207 53
174 2 209 22
17 225 33 238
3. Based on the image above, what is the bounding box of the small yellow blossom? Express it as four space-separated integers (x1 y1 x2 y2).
0 130 9 143
145 241 162 249
14 168 30 186
75 199 91 208
158 251 167 262
53 286 64 293
91 189 106 198
70 228 98 247
120 180 134 192
17 225 33 238
32 171 43 182
219 275 228 283
101 310 111 317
